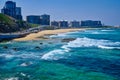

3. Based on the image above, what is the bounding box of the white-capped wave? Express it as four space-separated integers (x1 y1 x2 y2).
98 45 120 49
62 37 120 49
41 49 66 60
20 62 33 67
66 31 79 34
50 33 67 38
49 35 57 38
0 54 14 59
5 77 18 80
41 37 120 60
61 46 71 52
20 73 26 77
19 53 40 59
57 33 67 37
41 44 71 60
0 41 12 45
0 53 40 60
91 32 100 34
101 30 114 32
49 31 80 38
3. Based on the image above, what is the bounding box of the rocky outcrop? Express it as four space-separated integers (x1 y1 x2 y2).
61 38 76 42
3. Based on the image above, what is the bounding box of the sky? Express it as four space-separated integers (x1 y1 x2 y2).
0 0 120 26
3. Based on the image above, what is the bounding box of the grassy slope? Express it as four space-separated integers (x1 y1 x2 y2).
0 13 40 33
0 13 15 25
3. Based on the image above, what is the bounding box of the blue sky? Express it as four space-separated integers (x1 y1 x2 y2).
0 0 120 26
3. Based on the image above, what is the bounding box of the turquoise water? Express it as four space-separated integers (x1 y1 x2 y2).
0 28 120 80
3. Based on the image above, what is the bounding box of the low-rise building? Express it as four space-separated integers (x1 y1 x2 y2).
81 20 102 27
59 20 69 28
51 21 59 27
70 21 80 28
26 14 50 25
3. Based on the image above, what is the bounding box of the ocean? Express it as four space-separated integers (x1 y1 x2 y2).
0 28 120 80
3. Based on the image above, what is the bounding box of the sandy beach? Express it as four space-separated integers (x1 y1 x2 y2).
14 28 85 41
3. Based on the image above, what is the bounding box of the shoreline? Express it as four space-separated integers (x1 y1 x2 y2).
13 28 85 41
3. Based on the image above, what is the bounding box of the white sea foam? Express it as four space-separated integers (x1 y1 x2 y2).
57 33 67 37
41 44 71 60
98 45 120 49
41 49 65 60
20 62 33 67
19 53 40 59
5 77 18 80
61 46 71 52
0 41 12 45
50 33 67 38
49 31 79 38
0 54 14 59
49 35 57 38
0 52 40 60
101 30 114 32
41 37 120 60
20 73 26 76
91 32 100 34
20 63 28 67
5 54 14 59
62 37 120 49
66 31 79 34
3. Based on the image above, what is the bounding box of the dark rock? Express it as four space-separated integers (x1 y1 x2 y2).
37 36 49 39
35 46 41 49
3 46 8 49
12 48 17 51
61 38 76 42
40 43 43 45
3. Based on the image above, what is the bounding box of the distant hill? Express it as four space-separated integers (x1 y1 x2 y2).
0 13 31 33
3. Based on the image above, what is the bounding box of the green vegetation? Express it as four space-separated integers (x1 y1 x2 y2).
29 23 40 28
0 13 20 33
43 26 55 30
0 13 32 33
0 13 15 25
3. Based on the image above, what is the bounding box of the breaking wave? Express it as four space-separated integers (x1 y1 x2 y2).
0 53 40 60
98 45 120 50
41 37 120 60
101 30 114 32
62 37 120 49
0 54 15 59
41 46 71 60
4 77 18 80
41 44 71 60
50 33 67 38
41 49 65 60
91 32 100 34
